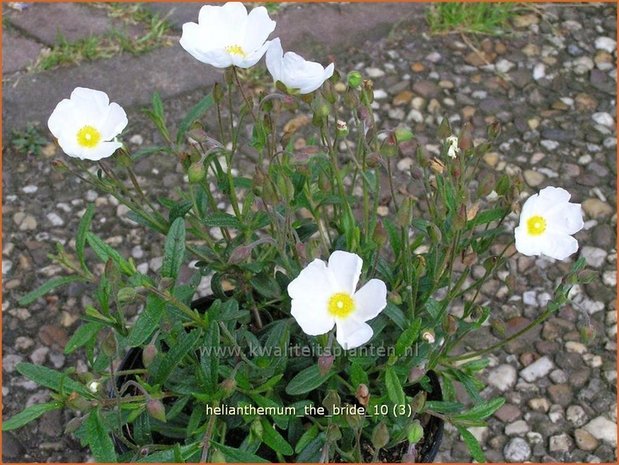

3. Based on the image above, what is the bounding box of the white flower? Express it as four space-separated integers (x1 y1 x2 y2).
514 186 584 261
445 135 460 159
266 38 335 94
287 251 387 350
179 2 276 69
48 87 128 161
87 380 100 393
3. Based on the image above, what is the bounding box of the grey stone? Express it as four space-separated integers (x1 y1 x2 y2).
504 437 531 462
1 30 43 74
580 246 607 268
520 356 554 382
488 364 517 392
583 416 617 446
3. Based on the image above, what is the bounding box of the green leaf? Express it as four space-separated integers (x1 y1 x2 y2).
395 319 422 357
65 322 103 354
18 275 83 306
424 400 464 414
176 93 214 144
349 362 369 388
137 443 200 463
17 363 91 397
385 367 406 407
210 442 269 463
168 200 193 223
127 295 166 347
456 425 486 463
455 397 505 422
201 322 220 390
150 329 201 385
86 232 135 275
425 298 441 321
3 401 63 430
285 365 333 396
76 203 95 271
161 217 186 280
84 410 117 462
383 302 407 330
295 424 319 454
261 419 294 455
203 212 242 229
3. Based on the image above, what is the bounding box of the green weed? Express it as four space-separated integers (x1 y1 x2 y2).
427 2 516 35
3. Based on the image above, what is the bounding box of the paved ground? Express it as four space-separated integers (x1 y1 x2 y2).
2 2 617 463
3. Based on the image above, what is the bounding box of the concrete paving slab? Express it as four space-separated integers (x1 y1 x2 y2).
2 3 424 136
2 29 43 74
5 3 116 45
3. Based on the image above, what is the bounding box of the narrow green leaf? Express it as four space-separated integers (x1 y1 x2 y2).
3 401 63 430
210 442 269 463
203 212 241 229
176 93 214 144
285 365 333 396
86 232 135 275
150 329 201 385
84 410 117 462
456 425 486 463
295 424 319 454
395 319 422 357
424 400 464 414
261 419 294 455
127 295 166 347
385 367 406 407
65 322 103 354
455 397 505 422
137 443 200 463
17 363 91 397
18 276 83 306
76 203 95 271
161 217 186 280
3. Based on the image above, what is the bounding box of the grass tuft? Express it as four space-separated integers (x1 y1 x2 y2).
427 3 516 35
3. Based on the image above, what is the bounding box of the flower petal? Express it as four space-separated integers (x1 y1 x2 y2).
266 38 284 83
353 279 387 321
335 318 373 350
546 202 584 235
291 298 335 336
541 232 579 260
99 102 128 140
234 40 271 68
243 6 276 53
328 250 362 294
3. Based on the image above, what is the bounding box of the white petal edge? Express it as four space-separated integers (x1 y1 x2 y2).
328 251 363 294
335 318 373 350
353 279 387 321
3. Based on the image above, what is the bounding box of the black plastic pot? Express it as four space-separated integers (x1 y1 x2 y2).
112 296 444 462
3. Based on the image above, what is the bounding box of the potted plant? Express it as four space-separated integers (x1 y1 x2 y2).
4 3 592 463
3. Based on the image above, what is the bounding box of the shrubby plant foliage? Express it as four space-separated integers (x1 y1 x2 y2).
6 3 590 463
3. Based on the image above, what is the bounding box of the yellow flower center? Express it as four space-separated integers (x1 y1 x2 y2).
224 44 246 57
527 215 547 236
328 292 355 319
76 125 102 148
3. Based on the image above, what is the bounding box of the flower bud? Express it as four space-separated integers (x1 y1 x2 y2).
142 344 158 367
344 404 364 430
394 127 414 144
211 449 226 463
147 399 167 423
228 245 252 265
580 325 596 343
429 157 445 174
361 79 374 105
295 242 307 262
221 378 236 396
372 220 387 246
326 423 342 442
422 330 435 344
336 120 349 138
427 223 442 244
442 315 457 335
64 416 85 434
371 421 390 449
117 287 138 304
347 71 363 88
213 82 225 104
66 392 91 411
87 380 101 393
407 420 424 444
188 161 206 184
322 390 341 415
409 391 426 415
51 159 69 173
408 366 425 384
389 291 402 306
250 419 263 439
102 330 117 356
318 354 335 376
355 384 370 407
366 152 382 168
